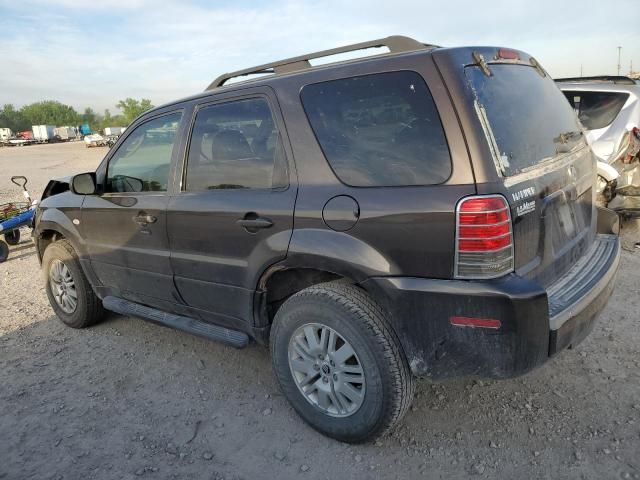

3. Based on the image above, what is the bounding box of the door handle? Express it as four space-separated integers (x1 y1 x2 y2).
236 213 273 232
236 218 273 229
133 213 157 225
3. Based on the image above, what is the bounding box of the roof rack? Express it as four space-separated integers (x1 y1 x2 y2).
554 75 638 85
205 35 433 90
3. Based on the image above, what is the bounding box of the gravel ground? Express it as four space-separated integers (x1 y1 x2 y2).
1 142 639 480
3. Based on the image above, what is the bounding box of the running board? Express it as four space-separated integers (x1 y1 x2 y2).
103 296 249 349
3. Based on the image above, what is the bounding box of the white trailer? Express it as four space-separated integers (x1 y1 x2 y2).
104 127 125 136
32 125 56 142
54 126 77 141
0 128 14 142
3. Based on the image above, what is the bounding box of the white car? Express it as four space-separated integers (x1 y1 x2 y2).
557 76 640 215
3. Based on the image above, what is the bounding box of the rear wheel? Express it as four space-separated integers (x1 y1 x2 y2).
4 229 20 246
42 239 104 328
270 281 414 443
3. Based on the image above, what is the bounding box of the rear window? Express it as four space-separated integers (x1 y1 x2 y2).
562 90 629 130
301 71 451 187
466 65 584 177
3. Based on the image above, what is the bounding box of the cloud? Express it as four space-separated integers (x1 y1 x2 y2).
0 0 638 113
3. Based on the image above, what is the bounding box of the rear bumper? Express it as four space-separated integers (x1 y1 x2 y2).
361 234 620 381
548 234 620 354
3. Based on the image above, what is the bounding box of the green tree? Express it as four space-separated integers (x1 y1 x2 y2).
20 101 80 127
116 98 154 124
82 107 97 126
0 104 29 131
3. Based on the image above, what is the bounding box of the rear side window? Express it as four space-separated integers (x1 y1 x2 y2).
301 71 452 187
562 90 629 130
185 98 287 191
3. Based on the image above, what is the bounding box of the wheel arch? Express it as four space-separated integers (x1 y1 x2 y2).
254 229 400 330
35 215 101 289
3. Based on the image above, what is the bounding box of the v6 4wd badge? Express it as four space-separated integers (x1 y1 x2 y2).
516 200 536 217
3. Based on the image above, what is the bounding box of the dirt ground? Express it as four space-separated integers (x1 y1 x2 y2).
0 142 639 480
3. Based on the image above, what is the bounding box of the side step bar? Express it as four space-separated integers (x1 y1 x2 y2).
103 296 249 349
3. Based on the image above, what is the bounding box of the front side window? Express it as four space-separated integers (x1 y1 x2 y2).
300 71 452 187
106 112 182 193
562 90 629 131
185 98 287 191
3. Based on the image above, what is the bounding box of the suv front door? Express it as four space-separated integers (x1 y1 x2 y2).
167 92 296 327
82 110 184 305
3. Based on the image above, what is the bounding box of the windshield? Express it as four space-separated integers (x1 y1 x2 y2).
466 64 585 177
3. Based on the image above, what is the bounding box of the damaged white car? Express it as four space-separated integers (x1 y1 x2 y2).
557 76 640 216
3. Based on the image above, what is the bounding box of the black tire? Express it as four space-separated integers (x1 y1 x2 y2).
4 229 20 246
270 281 414 443
0 240 8 263
42 239 104 328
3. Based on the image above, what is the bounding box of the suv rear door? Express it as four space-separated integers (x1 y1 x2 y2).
167 89 296 326
434 47 596 286
82 110 184 304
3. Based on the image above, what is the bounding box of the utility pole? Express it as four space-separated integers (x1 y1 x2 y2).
580 64 583 77
617 46 622 75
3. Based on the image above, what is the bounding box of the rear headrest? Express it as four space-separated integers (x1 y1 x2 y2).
211 129 253 161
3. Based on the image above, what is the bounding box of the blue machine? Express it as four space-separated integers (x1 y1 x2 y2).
0 176 35 262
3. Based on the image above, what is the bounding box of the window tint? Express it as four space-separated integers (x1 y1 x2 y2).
562 90 629 130
107 112 182 193
466 65 585 177
185 98 287 191
300 71 451 187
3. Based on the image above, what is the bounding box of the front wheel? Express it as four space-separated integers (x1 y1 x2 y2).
4 229 20 246
42 239 104 328
0 240 8 262
270 281 414 443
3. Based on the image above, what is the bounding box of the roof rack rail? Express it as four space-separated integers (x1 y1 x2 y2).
206 35 433 90
554 75 637 85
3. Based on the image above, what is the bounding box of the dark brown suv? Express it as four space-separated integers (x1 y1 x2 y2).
34 36 620 442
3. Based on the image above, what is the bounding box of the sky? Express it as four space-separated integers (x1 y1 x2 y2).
1 0 639 114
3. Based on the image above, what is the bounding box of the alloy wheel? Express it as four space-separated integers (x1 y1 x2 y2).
288 323 366 417
49 259 78 314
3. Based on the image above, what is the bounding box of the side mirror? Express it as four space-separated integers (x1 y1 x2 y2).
71 172 97 195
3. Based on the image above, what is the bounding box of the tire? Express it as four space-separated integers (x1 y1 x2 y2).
0 240 8 263
42 239 104 328
270 281 414 443
4 229 20 246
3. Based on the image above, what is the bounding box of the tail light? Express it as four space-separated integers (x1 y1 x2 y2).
455 195 514 279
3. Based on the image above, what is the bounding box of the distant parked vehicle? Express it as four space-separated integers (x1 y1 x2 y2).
103 127 126 136
54 126 78 141
32 125 56 143
78 124 91 137
17 131 33 140
83 133 106 147
557 76 640 216
0 128 13 142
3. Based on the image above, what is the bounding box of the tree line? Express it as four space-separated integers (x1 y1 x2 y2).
0 98 154 133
